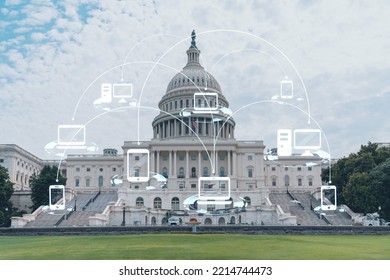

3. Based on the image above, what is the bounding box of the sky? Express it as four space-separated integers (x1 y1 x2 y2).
0 0 389 161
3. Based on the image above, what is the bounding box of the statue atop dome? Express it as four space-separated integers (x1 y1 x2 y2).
190 30 197 49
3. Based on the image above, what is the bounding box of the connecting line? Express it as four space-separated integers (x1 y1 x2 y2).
215 99 332 181
209 48 289 79
119 33 183 82
56 105 215 182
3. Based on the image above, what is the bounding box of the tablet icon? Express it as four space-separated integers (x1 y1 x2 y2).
281 80 293 99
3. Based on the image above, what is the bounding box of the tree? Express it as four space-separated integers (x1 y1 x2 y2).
0 165 14 227
323 142 390 220
30 165 66 212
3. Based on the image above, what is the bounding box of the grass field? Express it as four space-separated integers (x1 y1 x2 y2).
0 234 389 260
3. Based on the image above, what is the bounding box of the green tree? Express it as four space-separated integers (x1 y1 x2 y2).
324 142 390 219
369 158 390 221
30 165 66 211
0 165 14 227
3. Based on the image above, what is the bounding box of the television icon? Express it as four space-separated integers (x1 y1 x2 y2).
293 129 321 155
57 125 86 149
193 92 219 113
113 83 133 103
281 80 293 99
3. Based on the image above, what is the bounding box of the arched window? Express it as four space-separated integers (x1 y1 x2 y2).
204 218 212 225
98 176 104 188
178 167 185 178
218 217 226 225
171 197 180 210
191 167 196 178
203 167 209 177
284 175 290 186
154 197 162 209
136 197 144 207
219 167 225 177
230 216 236 224
151 217 157 225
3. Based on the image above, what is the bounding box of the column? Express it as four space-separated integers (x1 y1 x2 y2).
232 151 237 177
156 152 160 174
228 150 231 176
198 151 201 177
169 151 172 176
173 151 177 177
150 151 155 173
186 151 189 178
215 151 219 176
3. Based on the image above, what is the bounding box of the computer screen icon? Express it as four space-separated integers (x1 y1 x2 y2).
113 83 133 103
57 125 86 148
293 129 321 155
193 92 219 113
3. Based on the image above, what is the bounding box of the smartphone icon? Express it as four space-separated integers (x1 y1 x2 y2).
277 129 292 156
127 149 150 182
49 185 65 210
321 185 337 211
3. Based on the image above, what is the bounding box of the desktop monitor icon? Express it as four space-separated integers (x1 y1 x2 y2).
293 129 321 154
57 125 86 147
113 83 133 103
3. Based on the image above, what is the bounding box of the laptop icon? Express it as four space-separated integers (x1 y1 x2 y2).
57 125 87 149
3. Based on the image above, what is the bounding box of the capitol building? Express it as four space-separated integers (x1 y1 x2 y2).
2 32 336 228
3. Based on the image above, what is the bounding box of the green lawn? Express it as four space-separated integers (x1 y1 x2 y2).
0 234 389 260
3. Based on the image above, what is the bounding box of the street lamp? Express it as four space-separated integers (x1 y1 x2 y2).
121 206 126 226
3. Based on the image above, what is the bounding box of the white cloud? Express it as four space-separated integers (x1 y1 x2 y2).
1 0 390 160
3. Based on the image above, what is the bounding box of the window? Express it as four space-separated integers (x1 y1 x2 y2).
98 176 104 188
272 178 277 187
86 178 90 187
112 167 117 172
75 178 80 187
284 175 290 186
191 167 196 178
0 159 4 163
134 185 139 190
76 167 80 172
86 167 91 172
271 166 276 171
203 154 208 160
178 167 185 178
179 183 185 190
298 178 302 186
175 100 177 109
162 167 168 178
171 197 180 210
179 154 185 161
203 167 209 177
135 156 140 161
219 167 225 177
154 197 162 209
162 155 168 161
191 155 196 160
297 167 302 171
244 196 251 207
180 100 183 108
136 197 144 207
308 178 313 186
219 154 225 160
284 167 288 171
134 168 140 177
248 168 253 178
248 155 253 160
308 166 312 171
191 184 196 189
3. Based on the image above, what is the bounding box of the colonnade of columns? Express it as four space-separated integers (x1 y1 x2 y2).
153 117 234 139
